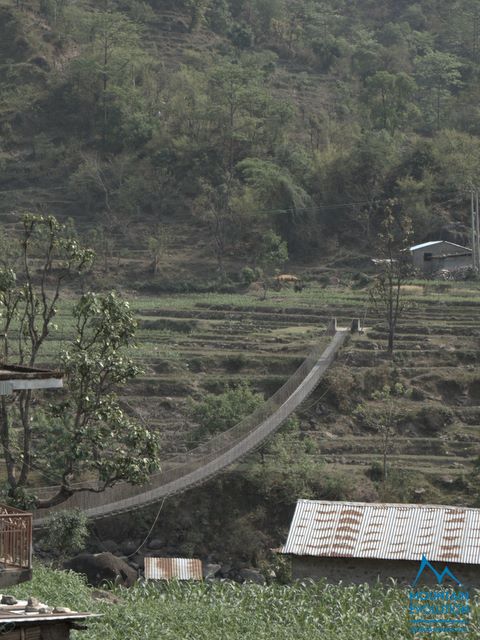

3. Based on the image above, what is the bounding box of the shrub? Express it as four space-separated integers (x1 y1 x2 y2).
417 405 454 433
241 266 261 285
223 353 248 372
42 509 89 562
188 382 264 438
366 461 384 482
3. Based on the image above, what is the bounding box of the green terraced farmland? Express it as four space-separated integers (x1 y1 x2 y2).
3 280 479 506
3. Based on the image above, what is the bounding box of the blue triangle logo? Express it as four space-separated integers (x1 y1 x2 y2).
412 555 462 587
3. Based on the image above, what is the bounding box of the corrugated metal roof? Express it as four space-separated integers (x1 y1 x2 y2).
144 557 203 580
409 240 470 252
281 500 480 565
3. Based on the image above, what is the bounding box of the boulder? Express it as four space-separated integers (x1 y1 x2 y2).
120 540 139 556
147 539 163 551
203 563 221 579
237 568 266 585
64 552 137 587
219 564 232 578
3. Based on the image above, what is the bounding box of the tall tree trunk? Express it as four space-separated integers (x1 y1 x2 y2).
0 398 17 490
18 391 32 487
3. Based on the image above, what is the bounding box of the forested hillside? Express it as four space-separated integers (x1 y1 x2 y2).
1 0 480 276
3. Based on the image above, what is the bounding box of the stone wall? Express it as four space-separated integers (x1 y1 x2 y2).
291 556 480 588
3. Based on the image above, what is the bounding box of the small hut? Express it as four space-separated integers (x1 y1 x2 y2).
409 241 472 274
280 500 480 587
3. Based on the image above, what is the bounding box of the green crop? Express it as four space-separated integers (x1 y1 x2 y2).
9 566 480 640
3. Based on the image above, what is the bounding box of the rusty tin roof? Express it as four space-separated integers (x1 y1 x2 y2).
281 500 480 565
144 557 203 581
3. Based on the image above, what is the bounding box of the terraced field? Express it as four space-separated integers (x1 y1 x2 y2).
23 280 480 504
300 284 480 503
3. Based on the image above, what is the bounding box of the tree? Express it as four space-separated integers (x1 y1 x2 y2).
0 215 160 509
67 7 152 149
185 0 211 32
363 71 418 134
194 180 233 277
237 158 310 247
369 201 413 354
415 50 462 130
37 291 159 508
147 225 171 276
256 229 288 299
42 509 89 564
187 382 263 441
247 415 321 506
206 57 289 173
39 0 70 26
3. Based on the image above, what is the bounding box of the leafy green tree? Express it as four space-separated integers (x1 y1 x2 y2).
0 215 160 509
206 58 279 172
43 509 89 563
185 0 211 32
237 158 311 246
66 7 152 149
251 0 285 35
247 416 321 506
194 180 235 277
256 229 288 299
37 291 160 508
430 129 480 192
39 0 70 26
187 382 263 440
0 215 94 502
415 50 463 130
147 225 171 276
206 0 232 33
311 132 401 242
363 71 418 133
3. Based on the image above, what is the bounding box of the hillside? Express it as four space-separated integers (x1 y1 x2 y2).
1 0 480 281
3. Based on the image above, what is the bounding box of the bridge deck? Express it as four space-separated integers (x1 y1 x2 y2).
33 330 349 526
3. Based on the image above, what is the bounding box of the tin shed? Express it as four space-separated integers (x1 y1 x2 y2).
280 500 480 587
144 557 203 581
409 241 472 274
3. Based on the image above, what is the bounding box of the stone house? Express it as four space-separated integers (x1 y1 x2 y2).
409 241 472 275
280 500 480 587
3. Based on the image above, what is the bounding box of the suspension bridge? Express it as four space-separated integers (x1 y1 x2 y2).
33 324 351 527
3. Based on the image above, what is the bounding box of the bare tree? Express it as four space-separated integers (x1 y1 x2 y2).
370 201 413 354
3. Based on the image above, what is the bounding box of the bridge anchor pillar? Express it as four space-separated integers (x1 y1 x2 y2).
351 318 362 333
326 317 337 336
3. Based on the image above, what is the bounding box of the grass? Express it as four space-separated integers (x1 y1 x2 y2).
9 565 480 640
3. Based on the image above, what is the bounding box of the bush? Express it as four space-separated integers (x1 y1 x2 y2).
241 266 261 285
366 461 384 482
42 509 89 562
188 382 264 438
417 405 454 433
223 353 248 372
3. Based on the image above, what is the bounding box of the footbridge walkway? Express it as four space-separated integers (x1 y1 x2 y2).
33 326 350 526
